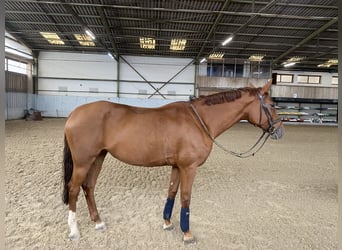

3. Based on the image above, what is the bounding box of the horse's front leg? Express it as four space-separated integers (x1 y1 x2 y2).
179 165 197 244
163 166 180 230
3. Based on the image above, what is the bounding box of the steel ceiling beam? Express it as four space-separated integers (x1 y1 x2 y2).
6 10 336 32
272 17 338 65
230 0 337 10
5 0 338 72
60 0 110 53
9 26 337 43
96 5 119 60
13 1 337 20
36 0 76 50
203 0 277 57
195 0 232 61
7 20 338 42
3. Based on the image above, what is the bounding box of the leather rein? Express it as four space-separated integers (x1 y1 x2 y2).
189 91 281 158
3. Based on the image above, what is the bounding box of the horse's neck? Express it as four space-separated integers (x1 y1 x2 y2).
194 97 252 138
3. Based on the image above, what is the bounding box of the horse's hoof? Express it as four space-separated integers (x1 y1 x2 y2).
69 231 80 241
95 222 106 231
183 235 196 245
163 222 174 231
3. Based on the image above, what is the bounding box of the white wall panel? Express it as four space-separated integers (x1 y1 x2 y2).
118 82 194 99
120 56 194 82
38 52 195 100
39 51 117 79
119 56 194 98
38 78 117 96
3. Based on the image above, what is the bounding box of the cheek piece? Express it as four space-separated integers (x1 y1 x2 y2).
180 207 190 232
163 198 175 220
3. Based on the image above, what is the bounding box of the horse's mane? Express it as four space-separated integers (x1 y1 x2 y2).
199 87 261 106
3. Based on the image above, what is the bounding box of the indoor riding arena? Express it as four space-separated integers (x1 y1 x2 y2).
5 1 338 250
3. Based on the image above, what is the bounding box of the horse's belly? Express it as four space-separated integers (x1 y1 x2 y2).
106 139 169 167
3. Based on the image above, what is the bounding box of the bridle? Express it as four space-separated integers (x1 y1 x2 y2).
189 91 282 158
256 92 282 135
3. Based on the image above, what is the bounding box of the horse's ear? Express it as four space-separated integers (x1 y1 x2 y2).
260 79 273 94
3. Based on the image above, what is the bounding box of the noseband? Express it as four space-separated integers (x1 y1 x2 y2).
190 91 281 158
257 92 281 135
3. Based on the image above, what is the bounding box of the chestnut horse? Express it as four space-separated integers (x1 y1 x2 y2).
62 80 284 243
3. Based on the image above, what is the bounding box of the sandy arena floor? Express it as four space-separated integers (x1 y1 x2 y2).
5 118 337 250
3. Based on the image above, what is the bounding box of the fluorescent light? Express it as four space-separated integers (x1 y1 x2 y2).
85 29 96 40
200 58 206 63
284 62 296 67
107 52 114 60
222 36 233 46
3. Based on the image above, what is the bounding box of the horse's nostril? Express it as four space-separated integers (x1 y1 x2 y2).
271 126 284 140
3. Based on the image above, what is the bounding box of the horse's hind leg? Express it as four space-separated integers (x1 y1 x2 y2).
163 166 180 230
82 151 107 231
68 164 91 240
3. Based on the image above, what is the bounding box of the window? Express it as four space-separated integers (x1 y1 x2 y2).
6 58 27 74
332 76 338 85
276 74 293 83
207 59 257 78
297 75 321 84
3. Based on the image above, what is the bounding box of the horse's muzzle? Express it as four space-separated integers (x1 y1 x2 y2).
270 124 284 140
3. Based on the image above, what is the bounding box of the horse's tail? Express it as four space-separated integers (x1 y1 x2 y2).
63 135 73 205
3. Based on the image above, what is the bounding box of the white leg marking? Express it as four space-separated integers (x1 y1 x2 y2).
163 222 174 231
68 210 80 240
95 221 106 231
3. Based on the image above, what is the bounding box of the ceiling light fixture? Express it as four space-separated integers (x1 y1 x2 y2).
209 52 224 59
170 39 187 51
282 56 304 68
74 34 95 46
107 52 114 60
317 59 338 68
284 62 296 67
222 36 233 46
40 32 64 45
285 56 305 63
200 58 206 63
139 37 155 49
248 54 265 62
85 29 96 40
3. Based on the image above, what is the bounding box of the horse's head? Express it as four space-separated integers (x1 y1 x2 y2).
246 80 284 140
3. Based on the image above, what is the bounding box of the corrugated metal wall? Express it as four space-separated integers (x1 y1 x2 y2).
5 71 29 120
